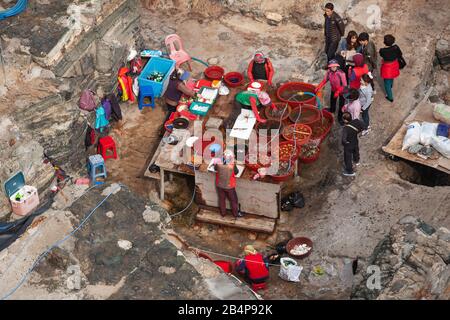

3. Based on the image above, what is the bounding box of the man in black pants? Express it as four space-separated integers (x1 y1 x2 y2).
324 3 345 62
342 112 367 177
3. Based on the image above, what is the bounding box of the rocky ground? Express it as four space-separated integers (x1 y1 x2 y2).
0 0 449 299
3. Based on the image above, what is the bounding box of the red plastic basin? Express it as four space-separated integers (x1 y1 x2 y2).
204 65 225 80
224 72 244 87
277 82 317 107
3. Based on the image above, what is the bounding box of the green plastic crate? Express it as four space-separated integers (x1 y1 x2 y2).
189 101 212 116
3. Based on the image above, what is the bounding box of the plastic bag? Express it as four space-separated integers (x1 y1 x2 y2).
433 104 450 125
420 122 438 146
279 258 303 282
431 136 450 159
402 122 421 150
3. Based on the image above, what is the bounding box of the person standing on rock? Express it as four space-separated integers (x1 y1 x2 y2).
342 112 367 177
358 32 378 73
315 59 347 120
379 34 404 103
214 150 243 218
358 74 375 136
323 3 345 62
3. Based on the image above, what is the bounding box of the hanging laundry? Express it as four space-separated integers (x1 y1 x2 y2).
95 106 109 133
101 98 112 120
106 93 123 121
118 67 135 102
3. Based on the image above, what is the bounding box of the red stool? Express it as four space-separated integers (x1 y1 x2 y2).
98 136 118 160
251 282 267 291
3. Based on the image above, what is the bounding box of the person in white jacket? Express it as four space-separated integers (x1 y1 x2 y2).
358 73 374 136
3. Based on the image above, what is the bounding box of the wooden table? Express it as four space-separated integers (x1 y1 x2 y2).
145 83 295 227
382 88 450 174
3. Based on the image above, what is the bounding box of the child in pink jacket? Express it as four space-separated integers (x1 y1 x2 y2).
315 59 347 124
342 88 361 120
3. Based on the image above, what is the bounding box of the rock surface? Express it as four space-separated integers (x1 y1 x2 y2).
352 216 450 300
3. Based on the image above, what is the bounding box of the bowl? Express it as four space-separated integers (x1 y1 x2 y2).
286 237 313 258
224 72 244 87
204 66 225 80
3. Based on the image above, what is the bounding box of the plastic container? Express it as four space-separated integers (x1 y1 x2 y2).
288 104 321 125
299 146 320 164
277 82 317 106
270 161 295 182
189 101 212 116
282 123 312 146
223 72 244 87
310 110 335 144
264 103 291 123
276 141 300 162
286 237 313 259
214 261 232 273
204 65 225 80
138 56 176 97
4 172 40 216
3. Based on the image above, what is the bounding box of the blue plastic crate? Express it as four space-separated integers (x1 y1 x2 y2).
138 57 176 98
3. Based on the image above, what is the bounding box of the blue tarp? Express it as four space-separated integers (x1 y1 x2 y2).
0 0 28 21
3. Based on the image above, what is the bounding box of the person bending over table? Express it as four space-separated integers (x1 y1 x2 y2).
162 69 195 130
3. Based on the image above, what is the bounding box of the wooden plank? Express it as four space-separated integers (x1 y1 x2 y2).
195 170 280 218
196 209 276 234
383 94 450 175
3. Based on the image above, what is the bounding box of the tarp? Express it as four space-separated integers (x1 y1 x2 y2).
0 196 53 252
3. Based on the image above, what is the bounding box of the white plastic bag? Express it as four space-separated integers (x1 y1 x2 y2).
431 136 450 159
433 103 450 125
279 258 303 282
402 122 421 150
420 122 438 146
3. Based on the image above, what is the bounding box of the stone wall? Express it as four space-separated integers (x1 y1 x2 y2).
352 216 450 300
0 0 142 219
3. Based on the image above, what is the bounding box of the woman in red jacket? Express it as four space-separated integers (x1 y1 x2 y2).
247 52 275 86
235 245 270 286
379 34 403 102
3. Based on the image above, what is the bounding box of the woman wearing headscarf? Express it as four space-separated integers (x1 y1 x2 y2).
235 245 270 287
247 51 275 86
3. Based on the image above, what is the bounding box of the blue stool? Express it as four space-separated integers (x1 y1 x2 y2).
88 155 107 185
138 84 156 110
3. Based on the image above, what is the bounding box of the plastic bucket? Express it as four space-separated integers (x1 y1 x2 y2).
277 82 317 106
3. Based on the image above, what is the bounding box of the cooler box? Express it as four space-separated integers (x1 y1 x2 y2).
138 56 176 98
4 172 40 216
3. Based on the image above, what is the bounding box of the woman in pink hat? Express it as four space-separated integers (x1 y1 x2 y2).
247 51 275 86
315 59 347 124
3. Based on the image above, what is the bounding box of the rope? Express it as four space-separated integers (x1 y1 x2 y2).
0 183 122 300
191 247 289 268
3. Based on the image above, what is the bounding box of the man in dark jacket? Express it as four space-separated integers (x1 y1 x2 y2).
358 32 378 72
342 112 367 176
324 3 345 61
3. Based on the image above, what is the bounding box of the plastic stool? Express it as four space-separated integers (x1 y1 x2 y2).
251 282 267 291
98 136 118 160
138 84 155 110
88 155 107 185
